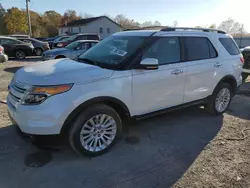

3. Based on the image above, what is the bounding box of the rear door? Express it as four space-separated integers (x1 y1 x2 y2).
183 35 219 103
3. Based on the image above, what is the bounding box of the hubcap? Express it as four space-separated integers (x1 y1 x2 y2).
16 51 25 59
215 88 231 112
35 49 42 56
80 114 117 152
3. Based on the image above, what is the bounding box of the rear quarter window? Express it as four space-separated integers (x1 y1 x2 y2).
219 38 240 55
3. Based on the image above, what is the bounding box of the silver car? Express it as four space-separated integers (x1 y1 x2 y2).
0 45 8 63
43 40 98 61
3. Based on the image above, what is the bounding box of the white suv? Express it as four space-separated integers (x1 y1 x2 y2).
7 27 243 156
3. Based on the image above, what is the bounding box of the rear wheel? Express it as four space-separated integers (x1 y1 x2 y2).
69 104 122 156
205 83 232 115
34 48 43 56
15 50 26 60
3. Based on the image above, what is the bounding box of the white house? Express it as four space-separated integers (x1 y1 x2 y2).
58 16 122 39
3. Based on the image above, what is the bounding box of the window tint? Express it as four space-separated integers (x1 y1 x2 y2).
142 37 180 65
107 28 110 33
219 38 240 55
90 42 97 47
76 43 89 50
208 40 217 58
185 37 210 61
0 39 19 45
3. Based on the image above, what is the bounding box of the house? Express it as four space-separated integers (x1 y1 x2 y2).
58 16 122 39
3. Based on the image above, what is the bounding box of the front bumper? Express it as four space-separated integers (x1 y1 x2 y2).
7 93 68 135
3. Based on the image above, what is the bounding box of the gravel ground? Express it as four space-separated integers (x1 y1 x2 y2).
0 58 249 188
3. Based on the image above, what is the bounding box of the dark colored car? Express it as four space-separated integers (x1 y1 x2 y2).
43 40 98 61
241 46 250 81
18 38 50 56
35 37 47 42
0 37 34 59
54 33 100 48
51 36 70 48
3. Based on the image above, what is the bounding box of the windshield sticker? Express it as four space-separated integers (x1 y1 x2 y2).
111 48 127 56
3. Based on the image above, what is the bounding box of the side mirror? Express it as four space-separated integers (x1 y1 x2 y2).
139 58 159 70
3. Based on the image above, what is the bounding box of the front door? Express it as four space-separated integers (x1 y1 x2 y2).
132 36 187 115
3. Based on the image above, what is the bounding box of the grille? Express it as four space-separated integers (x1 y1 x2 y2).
8 80 28 105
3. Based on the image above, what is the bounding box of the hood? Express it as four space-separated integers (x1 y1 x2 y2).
44 48 70 55
14 58 114 85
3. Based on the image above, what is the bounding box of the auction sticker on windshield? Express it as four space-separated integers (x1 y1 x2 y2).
111 48 127 56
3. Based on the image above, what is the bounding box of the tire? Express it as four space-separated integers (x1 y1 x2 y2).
242 72 248 82
205 83 232 115
34 48 43 56
69 104 122 157
15 50 26 60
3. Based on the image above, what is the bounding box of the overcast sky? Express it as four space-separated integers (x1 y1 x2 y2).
1 0 249 31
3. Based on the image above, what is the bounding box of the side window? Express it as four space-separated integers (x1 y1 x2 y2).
78 35 87 40
142 37 180 65
23 39 32 44
90 42 97 47
0 39 18 45
208 40 217 58
219 38 240 55
107 28 110 34
76 43 89 50
185 37 210 61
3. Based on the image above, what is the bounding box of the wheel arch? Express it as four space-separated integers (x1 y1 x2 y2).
55 55 66 59
215 75 237 95
60 96 131 135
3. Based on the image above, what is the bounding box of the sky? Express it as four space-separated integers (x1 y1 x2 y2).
1 0 250 31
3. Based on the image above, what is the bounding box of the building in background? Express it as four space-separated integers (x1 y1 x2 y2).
58 16 122 39
234 37 250 48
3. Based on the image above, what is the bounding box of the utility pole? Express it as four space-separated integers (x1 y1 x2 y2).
26 0 32 36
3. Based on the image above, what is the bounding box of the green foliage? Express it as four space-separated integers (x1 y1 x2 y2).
4 7 28 34
0 4 8 35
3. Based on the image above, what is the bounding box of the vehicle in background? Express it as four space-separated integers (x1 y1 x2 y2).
35 37 47 42
54 33 100 48
241 46 250 81
18 38 50 56
0 36 34 59
51 36 70 48
43 40 98 61
0 45 8 63
9 34 30 39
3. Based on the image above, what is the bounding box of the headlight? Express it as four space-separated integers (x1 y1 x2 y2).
22 84 73 104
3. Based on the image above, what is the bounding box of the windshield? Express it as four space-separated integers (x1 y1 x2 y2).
65 35 77 42
65 41 81 50
78 35 146 68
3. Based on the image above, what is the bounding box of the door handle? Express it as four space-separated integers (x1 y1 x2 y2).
171 69 183 75
214 62 222 67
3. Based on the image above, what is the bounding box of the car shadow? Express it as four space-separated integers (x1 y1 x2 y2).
4 66 21 73
227 81 250 120
8 56 42 62
0 106 223 188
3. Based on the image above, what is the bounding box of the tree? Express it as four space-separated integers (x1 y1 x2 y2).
218 18 246 35
208 24 216 29
0 4 8 35
114 14 139 29
153 21 161 26
172 21 178 27
4 7 28 34
62 10 80 25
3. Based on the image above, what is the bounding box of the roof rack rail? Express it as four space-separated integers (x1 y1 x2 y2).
160 27 227 34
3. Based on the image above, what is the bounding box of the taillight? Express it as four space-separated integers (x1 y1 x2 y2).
240 55 244 64
0 46 3 53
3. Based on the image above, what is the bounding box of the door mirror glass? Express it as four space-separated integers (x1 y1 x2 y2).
139 58 159 70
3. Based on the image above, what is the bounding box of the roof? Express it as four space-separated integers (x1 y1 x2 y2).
60 16 121 28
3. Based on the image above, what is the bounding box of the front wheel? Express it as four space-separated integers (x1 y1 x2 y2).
69 104 122 156
205 83 232 115
34 48 43 56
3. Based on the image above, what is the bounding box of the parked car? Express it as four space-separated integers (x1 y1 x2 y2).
43 40 98 61
9 34 30 39
54 33 100 48
35 37 47 42
18 38 50 56
51 36 70 49
0 36 34 59
240 46 250 81
0 45 8 63
7 27 243 156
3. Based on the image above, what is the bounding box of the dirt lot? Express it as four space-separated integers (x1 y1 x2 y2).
0 58 249 188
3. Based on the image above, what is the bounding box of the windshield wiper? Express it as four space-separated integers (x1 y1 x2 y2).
78 58 97 66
